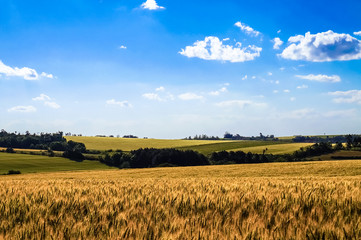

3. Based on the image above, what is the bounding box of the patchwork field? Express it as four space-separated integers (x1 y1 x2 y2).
0 152 113 174
66 136 307 155
0 160 361 239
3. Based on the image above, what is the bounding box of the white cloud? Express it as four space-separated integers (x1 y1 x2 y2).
295 74 341 83
32 94 60 109
8 105 36 113
323 109 356 118
0 60 39 80
141 0 164 10
223 38 230 41
40 72 54 79
286 108 315 119
290 97 296 101
284 89 290 93
354 31 361 36
252 76 256 79
179 36 262 63
178 93 204 101
234 21 261 37
215 100 266 108
119 45 127 49
297 84 308 89
277 29 281 34
209 87 227 96
273 90 279 93
106 99 132 107
275 80 280 84
328 90 361 104
280 30 361 62
242 75 248 80
155 86 165 92
272 37 283 49
280 67 285 71
268 72 273 76
142 93 163 101
44 101 60 109
32 94 51 101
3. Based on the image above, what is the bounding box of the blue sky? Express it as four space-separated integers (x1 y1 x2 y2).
1 0 361 138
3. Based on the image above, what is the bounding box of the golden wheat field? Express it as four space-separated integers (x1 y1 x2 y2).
1 161 361 239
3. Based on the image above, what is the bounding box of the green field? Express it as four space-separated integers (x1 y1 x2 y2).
229 142 314 154
66 136 307 155
0 152 113 174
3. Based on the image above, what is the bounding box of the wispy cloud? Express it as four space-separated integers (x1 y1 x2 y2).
178 93 204 101
234 21 261 37
44 101 60 109
32 94 60 109
106 99 132 107
215 100 266 108
8 105 37 113
32 94 51 101
328 90 361 104
296 74 341 83
155 86 165 92
180 36 262 63
141 0 164 10
354 31 361 36
297 84 308 89
280 30 361 62
119 45 127 49
142 93 163 101
209 87 227 96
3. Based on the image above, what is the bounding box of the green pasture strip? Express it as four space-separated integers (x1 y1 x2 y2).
0 152 113 174
176 140 291 155
229 143 314 154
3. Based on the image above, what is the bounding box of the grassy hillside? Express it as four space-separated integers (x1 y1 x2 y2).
0 152 113 174
1 160 360 239
66 136 305 155
65 136 233 151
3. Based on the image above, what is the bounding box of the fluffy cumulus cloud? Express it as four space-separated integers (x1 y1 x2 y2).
234 21 261 37
179 37 262 63
8 105 36 113
32 94 60 109
178 93 203 101
280 30 361 62
328 90 361 104
0 60 38 80
272 37 283 50
0 61 53 80
141 0 164 10
215 100 266 108
106 99 132 107
295 74 341 83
